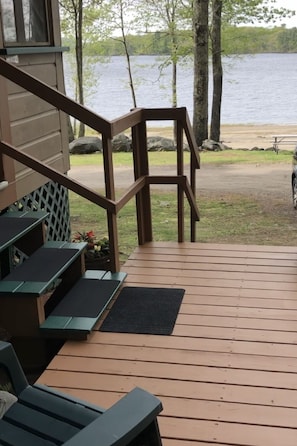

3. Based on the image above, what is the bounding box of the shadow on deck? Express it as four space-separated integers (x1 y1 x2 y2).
38 241 297 445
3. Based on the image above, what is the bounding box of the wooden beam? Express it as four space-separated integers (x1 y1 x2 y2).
0 141 115 212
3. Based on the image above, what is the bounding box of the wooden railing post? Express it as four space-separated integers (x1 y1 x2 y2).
184 109 200 242
190 150 197 242
176 120 184 243
101 135 120 272
131 121 153 245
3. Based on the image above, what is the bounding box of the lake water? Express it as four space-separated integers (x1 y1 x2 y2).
63 53 297 125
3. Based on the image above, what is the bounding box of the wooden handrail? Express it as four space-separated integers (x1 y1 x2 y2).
0 141 116 212
0 57 201 270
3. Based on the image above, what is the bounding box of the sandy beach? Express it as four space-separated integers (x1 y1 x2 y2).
220 124 297 150
148 124 297 150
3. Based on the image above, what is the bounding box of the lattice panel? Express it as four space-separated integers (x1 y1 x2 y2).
10 181 71 242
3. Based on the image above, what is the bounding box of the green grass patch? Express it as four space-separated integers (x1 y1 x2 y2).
69 190 191 263
69 189 296 264
200 149 292 165
198 193 297 247
70 149 291 168
69 147 296 265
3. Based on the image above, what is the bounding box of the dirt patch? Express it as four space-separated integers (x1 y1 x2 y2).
196 163 292 199
69 162 292 199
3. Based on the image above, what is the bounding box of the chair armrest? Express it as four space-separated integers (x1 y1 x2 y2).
64 387 163 446
0 342 28 396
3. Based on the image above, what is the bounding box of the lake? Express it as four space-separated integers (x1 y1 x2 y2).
63 53 297 125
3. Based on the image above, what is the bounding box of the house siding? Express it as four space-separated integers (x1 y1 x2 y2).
0 0 70 208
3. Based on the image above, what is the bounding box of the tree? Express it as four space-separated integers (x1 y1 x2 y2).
210 0 222 143
117 0 137 108
141 0 193 110
207 0 295 144
59 0 104 137
104 0 140 108
192 0 209 147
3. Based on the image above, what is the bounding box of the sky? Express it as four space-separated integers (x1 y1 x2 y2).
272 0 297 27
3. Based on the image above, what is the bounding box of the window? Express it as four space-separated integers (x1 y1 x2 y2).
1 0 50 45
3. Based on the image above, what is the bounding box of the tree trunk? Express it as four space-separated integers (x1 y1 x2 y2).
210 0 223 143
120 0 137 108
122 38 137 108
67 116 75 142
193 0 209 147
76 0 85 137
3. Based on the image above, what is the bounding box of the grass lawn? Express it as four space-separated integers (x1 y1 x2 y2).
69 149 295 263
70 148 292 168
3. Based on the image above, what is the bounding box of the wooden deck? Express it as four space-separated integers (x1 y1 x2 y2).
38 241 297 445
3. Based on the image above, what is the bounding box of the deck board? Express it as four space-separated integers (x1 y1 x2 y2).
38 242 297 445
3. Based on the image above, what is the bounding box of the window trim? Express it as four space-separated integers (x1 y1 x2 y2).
0 46 69 55
1 0 52 47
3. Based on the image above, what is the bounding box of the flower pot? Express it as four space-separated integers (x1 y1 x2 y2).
84 255 111 271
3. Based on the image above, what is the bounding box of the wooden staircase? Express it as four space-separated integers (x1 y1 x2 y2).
0 210 126 369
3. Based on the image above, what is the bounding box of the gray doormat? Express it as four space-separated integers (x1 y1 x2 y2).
99 286 184 335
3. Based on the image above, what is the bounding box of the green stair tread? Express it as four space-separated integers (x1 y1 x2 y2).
83 270 127 282
40 274 127 338
41 317 96 339
41 316 96 331
40 316 72 330
102 271 127 281
44 241 86 249
0 281 52 295
2 211 48 220
82 270 107 280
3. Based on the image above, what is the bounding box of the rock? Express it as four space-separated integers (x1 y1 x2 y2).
250 146 264 151
112 134 132 152
69 136 102 154
69 133 191 154
201 139 229 151
147 136 176 151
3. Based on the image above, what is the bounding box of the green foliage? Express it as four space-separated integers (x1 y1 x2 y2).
221 0 294 26
222 25 297 54
277 27 297 52
64 26 297 57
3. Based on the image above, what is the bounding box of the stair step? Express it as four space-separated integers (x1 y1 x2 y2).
0 211 48 252
0 211 49 278
40 270 127 340
0 241 87 295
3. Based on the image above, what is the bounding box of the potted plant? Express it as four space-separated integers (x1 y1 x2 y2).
72 230 111 270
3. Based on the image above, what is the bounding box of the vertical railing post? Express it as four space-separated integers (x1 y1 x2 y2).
101 134 120 272
190 150 197 242
184 109 200 242
176 120 184 242
131 121 153 244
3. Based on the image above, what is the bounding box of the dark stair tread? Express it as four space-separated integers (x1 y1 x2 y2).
0 211 48 252
40 272 127 339
0 242 86 295
51 278 120 318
